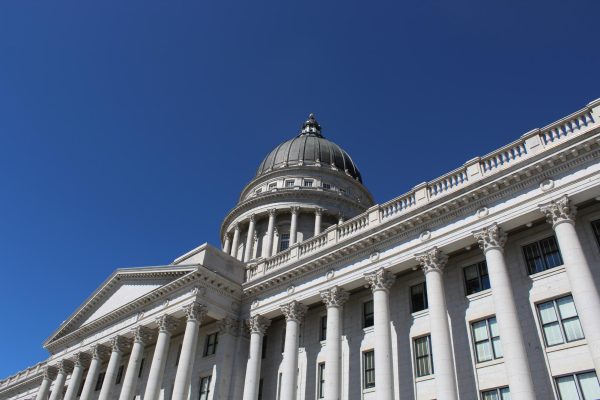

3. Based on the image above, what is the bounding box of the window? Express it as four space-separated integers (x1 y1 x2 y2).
322 183 331 190
538 295 584 347
285 180 295 188
115 365 124 384
414 335 433 377
204 332 219 356
94 372 105 391
464 261 490 295
198 376 212 400
138 358 145 378
281 328 286 353
363 300 374 328
303 179 314 187
258 379 263 400
363 351 375 389
268 182 277 190
317 363 325 398
320 315 327 341
471 317 502 363
279 233 290 251
481 387 510 400
555 371 600 400
261 335 268 359
175 343 183 366
410 283 428 313
522 236 563 274
77 379 86 397
592 219 600 250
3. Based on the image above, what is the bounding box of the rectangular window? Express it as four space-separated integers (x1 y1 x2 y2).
410 282 428 313
115 365 124 384
285 180 295 188
279 233 290 251
320 315 327 341
471 317 502 363
94 372 105 391
592 219 600 250
204 332 219 356
303 179 314 187
363 300 374 328
555 371 600 400
522 236 563 274
175 343 183 366
281 328 286 353
481 387 510 400
138 358 145 378
261 335 268 359
464 261 490 295
363 351 375 389
258 379 263 400
414 335 433 377
198 376 212 400
268 182 277 190
317 362 325 398
77 379 86 397
538 295 584 347
277 373 282 400
322 183 331 190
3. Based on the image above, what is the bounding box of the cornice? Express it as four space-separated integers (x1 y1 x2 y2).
242 130 600 298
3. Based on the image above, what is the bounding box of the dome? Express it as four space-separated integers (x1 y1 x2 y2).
255 114 363 183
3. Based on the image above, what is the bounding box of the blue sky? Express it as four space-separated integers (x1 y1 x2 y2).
1 0 599 376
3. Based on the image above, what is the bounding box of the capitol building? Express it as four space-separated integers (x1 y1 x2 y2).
3 99 600 400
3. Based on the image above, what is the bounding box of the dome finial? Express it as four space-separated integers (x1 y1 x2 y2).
301 113 322 136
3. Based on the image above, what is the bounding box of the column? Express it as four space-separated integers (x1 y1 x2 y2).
364 268 396 400
290 207 299 246
280 300 308 400
320 286 349 400
35 366 56 400
118 326 154 400
48 360 73 400
223 233 231 254
63 353 90 400
143 315 179 400
98 336 131 400
172 302 208 400
79 345 110 400
242 315 271 400
244 215 256 262
213 318 240 399
265 209 276 258
540 196 600 375
314 208 323 236
473 224 535 399
415 248 458 400
231 224 241 259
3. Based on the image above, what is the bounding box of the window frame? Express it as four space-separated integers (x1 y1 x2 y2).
322 182 331 190
317 362 325 398
410 282 428 313
363 300 374 328
554 370 600 400
94 372 105 391
303 179 314 187
284 180 295 188
413 335 434 378
522 235 563 275
319 315 327 341
591 219 600 251
279 233 290 252
198 375 212 400
537 294 584 347
463 260 490 296
363 350 375 389
481 386 510 400
138 358 145 378
115 365 124 384
471 316 502 363
203 332 219 356
268 182 277 190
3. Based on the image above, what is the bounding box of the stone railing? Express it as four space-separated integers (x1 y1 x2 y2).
0 362 46 389
244 99 600 282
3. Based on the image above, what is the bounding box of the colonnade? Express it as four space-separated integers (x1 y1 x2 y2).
241 196 600 400
35 302 229 400
223 207 328 262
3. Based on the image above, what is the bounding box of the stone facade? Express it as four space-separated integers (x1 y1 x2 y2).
2 101 600 400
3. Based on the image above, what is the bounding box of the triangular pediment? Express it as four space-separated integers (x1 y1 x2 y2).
45 266 196 346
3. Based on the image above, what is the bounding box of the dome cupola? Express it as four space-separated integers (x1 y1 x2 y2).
220 114 374 265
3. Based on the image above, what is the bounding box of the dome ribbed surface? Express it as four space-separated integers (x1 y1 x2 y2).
256 133 363 183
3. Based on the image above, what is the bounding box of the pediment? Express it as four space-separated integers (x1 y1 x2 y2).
45 266 196 346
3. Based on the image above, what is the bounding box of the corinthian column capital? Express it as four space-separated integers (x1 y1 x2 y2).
280 300 307 323
290 206 300 215
246 314 271 335
473 223 507 253
132 325 155 344
55 359 74 375
539 195 577 228
156 314 179 333
320 286 350 308
415 247 448 274
90 344 111 361
72 352 91 368
183 301 208 322
110 336 132 353
364 268 396 292
218 317 240 336
42 366 58 381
